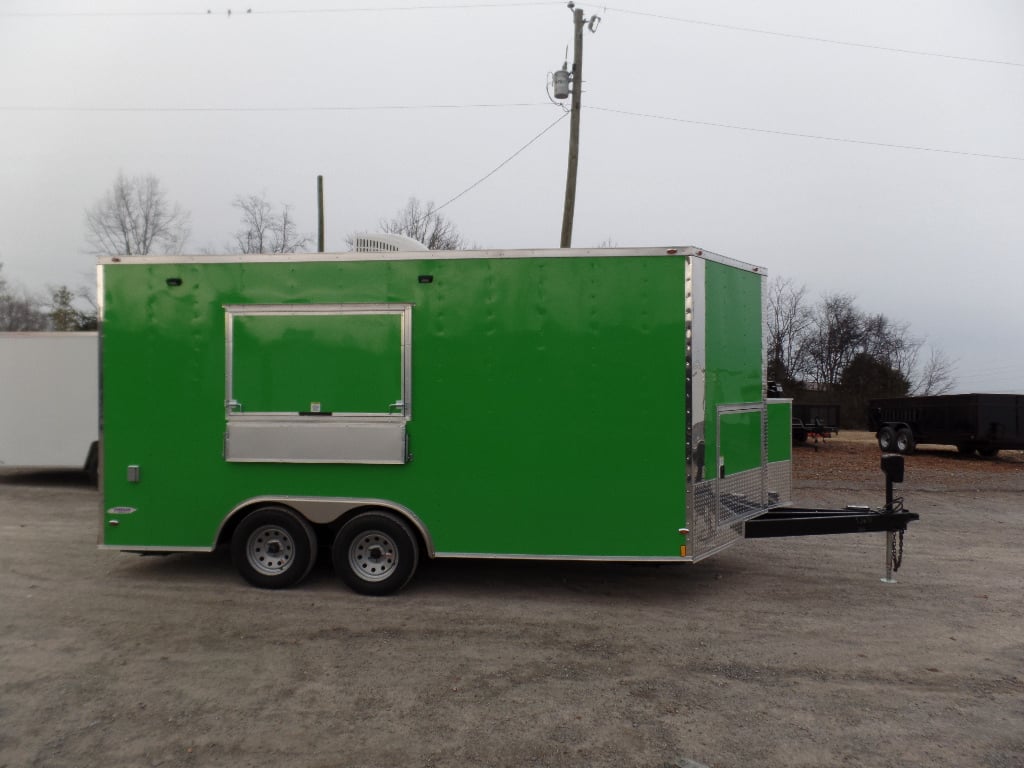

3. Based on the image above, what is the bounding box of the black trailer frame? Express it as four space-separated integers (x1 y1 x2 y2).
791 402 840 444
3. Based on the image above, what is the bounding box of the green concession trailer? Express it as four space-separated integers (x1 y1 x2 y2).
96 246 851 594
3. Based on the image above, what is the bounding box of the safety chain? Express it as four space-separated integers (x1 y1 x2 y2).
888 495 906 572
892 527 905 572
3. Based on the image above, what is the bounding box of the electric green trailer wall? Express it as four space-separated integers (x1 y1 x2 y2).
99 247 789 593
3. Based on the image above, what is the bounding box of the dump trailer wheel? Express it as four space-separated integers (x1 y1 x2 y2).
978 446 1000 458
792 422 808 445
332 511 420 596
895 427 916 455
231 506 318 589
878 426 896 452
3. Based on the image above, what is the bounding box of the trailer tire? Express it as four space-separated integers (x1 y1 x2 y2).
83 440 99 486
978 447 1000 458
231 506 318 589
878 426 896 452
332 511 419 596
895 428 916 455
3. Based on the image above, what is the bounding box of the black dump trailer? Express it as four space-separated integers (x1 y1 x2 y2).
868 394 1024 457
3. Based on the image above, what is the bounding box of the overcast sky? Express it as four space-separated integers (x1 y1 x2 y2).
2 0 1022 391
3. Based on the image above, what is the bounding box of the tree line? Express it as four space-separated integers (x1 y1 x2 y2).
83 172 467 258
0 172 467 331
768 277 955 428
2 172 959 425
0 264 96 332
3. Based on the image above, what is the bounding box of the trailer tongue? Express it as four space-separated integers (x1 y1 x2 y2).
745 455 919 582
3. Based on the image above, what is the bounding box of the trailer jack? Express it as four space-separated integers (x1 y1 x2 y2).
744 455 918 582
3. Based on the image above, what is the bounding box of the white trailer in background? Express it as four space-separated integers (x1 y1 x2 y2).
0 332 99 481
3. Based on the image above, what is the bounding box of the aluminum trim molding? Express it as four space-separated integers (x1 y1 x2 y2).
96 264 106 546
224 302 413 422
98 246 765 274
434 552 693 563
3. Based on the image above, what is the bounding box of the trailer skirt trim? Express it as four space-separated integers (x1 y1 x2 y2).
97 545 214 552
433 552 694 563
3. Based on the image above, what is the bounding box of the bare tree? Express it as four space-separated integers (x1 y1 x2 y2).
85 172 190 256
766 277 812 384
860 313 921 387
0 263 48 331
805 293 864 389
232 193 310 254
349 197 466 250
914 347 957 395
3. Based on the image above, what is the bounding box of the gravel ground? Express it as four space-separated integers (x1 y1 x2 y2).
1 433 1022 768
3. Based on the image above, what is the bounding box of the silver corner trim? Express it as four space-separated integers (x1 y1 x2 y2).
96 264 105 322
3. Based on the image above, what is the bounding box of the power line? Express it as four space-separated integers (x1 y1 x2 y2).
588 105 1024 162
7 99 1020 162
8 1 1018 73
602 6 1024 69
253 1 555 15
0 2 556 18
431 111 568 216
0 103 550 113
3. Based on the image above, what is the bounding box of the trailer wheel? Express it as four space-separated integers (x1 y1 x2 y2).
231 506 317 589
878 426 896 452
332 511 419 596
83 440 99 486
895 428 916 455
978 447 1000 458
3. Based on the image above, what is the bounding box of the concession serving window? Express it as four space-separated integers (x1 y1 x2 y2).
223 303 412 464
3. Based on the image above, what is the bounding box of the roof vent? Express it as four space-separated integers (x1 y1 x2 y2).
352 233 429 253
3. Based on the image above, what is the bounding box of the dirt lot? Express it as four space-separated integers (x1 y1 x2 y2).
1 432 1022 768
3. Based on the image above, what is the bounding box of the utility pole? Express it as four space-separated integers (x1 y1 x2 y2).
561 4 598 247
317 175 325 253
558 3 599 248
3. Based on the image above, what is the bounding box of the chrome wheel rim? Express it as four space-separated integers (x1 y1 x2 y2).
246 525 297 576
349 530 398 582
